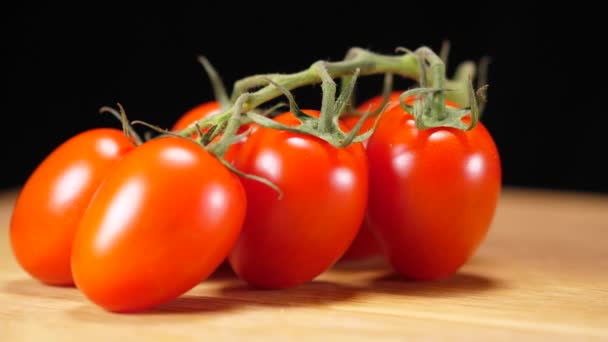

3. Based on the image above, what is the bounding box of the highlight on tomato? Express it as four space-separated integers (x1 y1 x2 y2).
71 137 246 312
10 128 134 285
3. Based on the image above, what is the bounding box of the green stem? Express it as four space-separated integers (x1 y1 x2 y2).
208 93 249 157
178 47 471 138
198 56 231 109
418 47 447 121
315 62 337 133
99 105 143 145
230 73 282 103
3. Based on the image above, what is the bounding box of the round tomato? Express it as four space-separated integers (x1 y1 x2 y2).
230 110 368 289
366 103 501 280
71 137 246 312
10 129 134 285
340 93 463 261
173 101 252 163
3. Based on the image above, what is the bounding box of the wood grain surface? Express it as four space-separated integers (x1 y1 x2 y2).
1 188 607 341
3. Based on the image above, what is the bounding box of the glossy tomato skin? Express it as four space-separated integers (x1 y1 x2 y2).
172 101 253 163
340 95 463 261
71 137 246 312
366 106 501 280
230 110 368 289
10 129 133 286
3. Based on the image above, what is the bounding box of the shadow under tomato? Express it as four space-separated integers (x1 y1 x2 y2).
219 280 361 308
144 295 244 314
331 256 389 273
68 280 360 320
362 271 503 297
205 261 237 281
461 255 498 268
67 294 245 322
2 278 82 302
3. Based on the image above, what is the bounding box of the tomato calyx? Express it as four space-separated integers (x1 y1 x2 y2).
247 65 379 148
98 103 143 146
396 47 489 131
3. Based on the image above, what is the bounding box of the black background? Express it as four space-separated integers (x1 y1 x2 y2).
4 3 606 192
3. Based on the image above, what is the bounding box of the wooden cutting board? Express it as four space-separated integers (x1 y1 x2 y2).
1 188 607 341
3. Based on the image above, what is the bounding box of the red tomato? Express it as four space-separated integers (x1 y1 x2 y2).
340 94 463 261
230 110 368 289
173 101 251 272
173 101 253 163
10 129 134 285
71 137 246 312
366 103 501 280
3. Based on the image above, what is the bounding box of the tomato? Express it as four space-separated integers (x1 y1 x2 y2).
10 129 134 285
173 101 253 163
173 101 251 271
341 94 465 261
366 102 501 280
71 137 246 312
230 110 368 289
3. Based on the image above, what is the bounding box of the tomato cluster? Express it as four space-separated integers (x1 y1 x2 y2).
10 51 501 312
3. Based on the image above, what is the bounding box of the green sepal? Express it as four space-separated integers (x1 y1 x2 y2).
216 156 283 200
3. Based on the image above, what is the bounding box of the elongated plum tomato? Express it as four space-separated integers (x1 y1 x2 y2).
172 101 253 163
340 92 461 261
71 137 246 312
366 102 501 280
10 129 133 285
230 110 368 289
